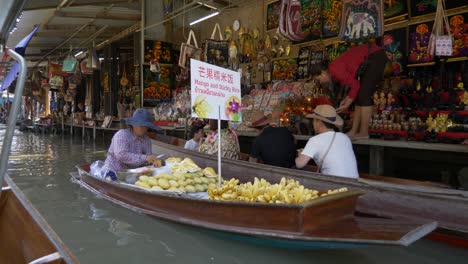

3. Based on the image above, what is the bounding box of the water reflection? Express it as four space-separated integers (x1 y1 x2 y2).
1 125 468 264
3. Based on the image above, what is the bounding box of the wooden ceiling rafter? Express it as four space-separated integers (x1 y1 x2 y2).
24 0 139 11
53 10 140 21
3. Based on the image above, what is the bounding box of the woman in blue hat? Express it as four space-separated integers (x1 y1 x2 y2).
99 108 162 181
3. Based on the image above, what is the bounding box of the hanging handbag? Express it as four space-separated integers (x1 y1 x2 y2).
179 30 202 69
62 54 78 73
205 23 229 68
430 0 453 57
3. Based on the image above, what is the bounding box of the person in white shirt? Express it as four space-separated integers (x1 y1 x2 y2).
295 104 359 178
184 124 205 151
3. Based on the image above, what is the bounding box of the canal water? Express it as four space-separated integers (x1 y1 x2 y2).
2 125 467 263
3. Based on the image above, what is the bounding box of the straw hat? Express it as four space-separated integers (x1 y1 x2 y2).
305 104 343 127
248 111 272 128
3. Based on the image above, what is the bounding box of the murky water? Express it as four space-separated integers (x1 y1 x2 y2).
2 125 467 263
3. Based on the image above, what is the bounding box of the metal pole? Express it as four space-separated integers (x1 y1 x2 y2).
140 0 144 108
217 105 222 186
0 48 27 197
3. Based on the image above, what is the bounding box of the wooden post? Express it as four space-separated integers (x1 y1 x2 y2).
369 146 384 176
93 122 96 140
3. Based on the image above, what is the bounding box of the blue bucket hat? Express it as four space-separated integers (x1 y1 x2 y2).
122 108 162 131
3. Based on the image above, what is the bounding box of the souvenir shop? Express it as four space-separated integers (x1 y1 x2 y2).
145 0 468 145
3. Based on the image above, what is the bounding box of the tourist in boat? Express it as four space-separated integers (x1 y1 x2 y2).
184 124 205 151
295 105 359 178
248 111 297 168
98 108 163 181
328 39 389 141
199 119 240 160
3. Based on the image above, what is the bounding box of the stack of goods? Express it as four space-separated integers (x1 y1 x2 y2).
208 177 348 204
144 82 171 100
133 158 218 192
238 81 332 132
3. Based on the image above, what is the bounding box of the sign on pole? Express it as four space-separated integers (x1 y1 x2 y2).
190 59 241 185
190 59 241 122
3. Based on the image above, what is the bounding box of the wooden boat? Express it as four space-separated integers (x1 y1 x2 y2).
1 176 79 263
149 135 468 247
73 164 436 249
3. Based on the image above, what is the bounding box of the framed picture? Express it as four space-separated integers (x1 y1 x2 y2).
384 0 407 20
294 0 322 44
448 13 468 57
102 116 114 128
383 27 408 76
144 40 174 64
409 0 437 18
326 41 350 62
322 0 342 38
408 22 434 64
266 1 281 31
444 0 468 10
338 0 384 42
272 59 298 81
297 47 311 79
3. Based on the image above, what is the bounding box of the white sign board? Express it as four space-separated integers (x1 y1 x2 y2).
190 59 241 122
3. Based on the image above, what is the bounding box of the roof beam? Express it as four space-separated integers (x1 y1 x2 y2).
43 24 98 31
34 31 117 38
54 11 140 21
24 0 139 11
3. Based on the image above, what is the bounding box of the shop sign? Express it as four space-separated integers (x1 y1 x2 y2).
190 59 241 121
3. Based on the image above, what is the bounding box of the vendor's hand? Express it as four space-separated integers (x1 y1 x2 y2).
336 97 354 113
145 155 159 164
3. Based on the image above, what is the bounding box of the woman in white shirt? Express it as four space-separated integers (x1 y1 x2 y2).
295 105 359 178
184 124 205 151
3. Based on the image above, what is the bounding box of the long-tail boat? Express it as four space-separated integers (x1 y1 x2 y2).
73 164 436 249
149 134 468 247
0 2 78 262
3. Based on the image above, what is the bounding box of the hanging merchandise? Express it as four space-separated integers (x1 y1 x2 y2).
204 23 229 68
428 0 452 57
338 0 384 42
179 30 202 69
279 0 305 41
48 62 64 88
86 44 100 70
62 47 78 73
120 65 129 87
80 59 93 75
322 0 342 37
150 59 160 73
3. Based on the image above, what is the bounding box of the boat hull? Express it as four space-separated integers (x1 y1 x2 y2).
0 176 78 264
73 165 436 248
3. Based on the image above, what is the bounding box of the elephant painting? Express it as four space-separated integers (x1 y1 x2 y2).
344 11 376 39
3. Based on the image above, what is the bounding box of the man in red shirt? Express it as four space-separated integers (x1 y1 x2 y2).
328 40 389 140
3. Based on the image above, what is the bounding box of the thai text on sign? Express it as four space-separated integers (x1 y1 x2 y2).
190 59 241 121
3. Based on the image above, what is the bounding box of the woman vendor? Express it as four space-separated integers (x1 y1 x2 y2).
100 108 162 180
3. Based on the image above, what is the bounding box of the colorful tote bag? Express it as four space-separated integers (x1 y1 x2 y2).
205 23 229 68
430 0 453 57
338 0 384 42
179 30 201 69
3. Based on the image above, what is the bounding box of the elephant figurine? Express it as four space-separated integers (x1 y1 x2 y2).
344 11 376 40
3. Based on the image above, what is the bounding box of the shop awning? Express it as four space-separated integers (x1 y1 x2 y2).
1 24 39 92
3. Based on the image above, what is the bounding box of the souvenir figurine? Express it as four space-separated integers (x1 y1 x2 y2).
265 35 272 52
224 25 233 40
386 93 394 110
285 44 291 56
